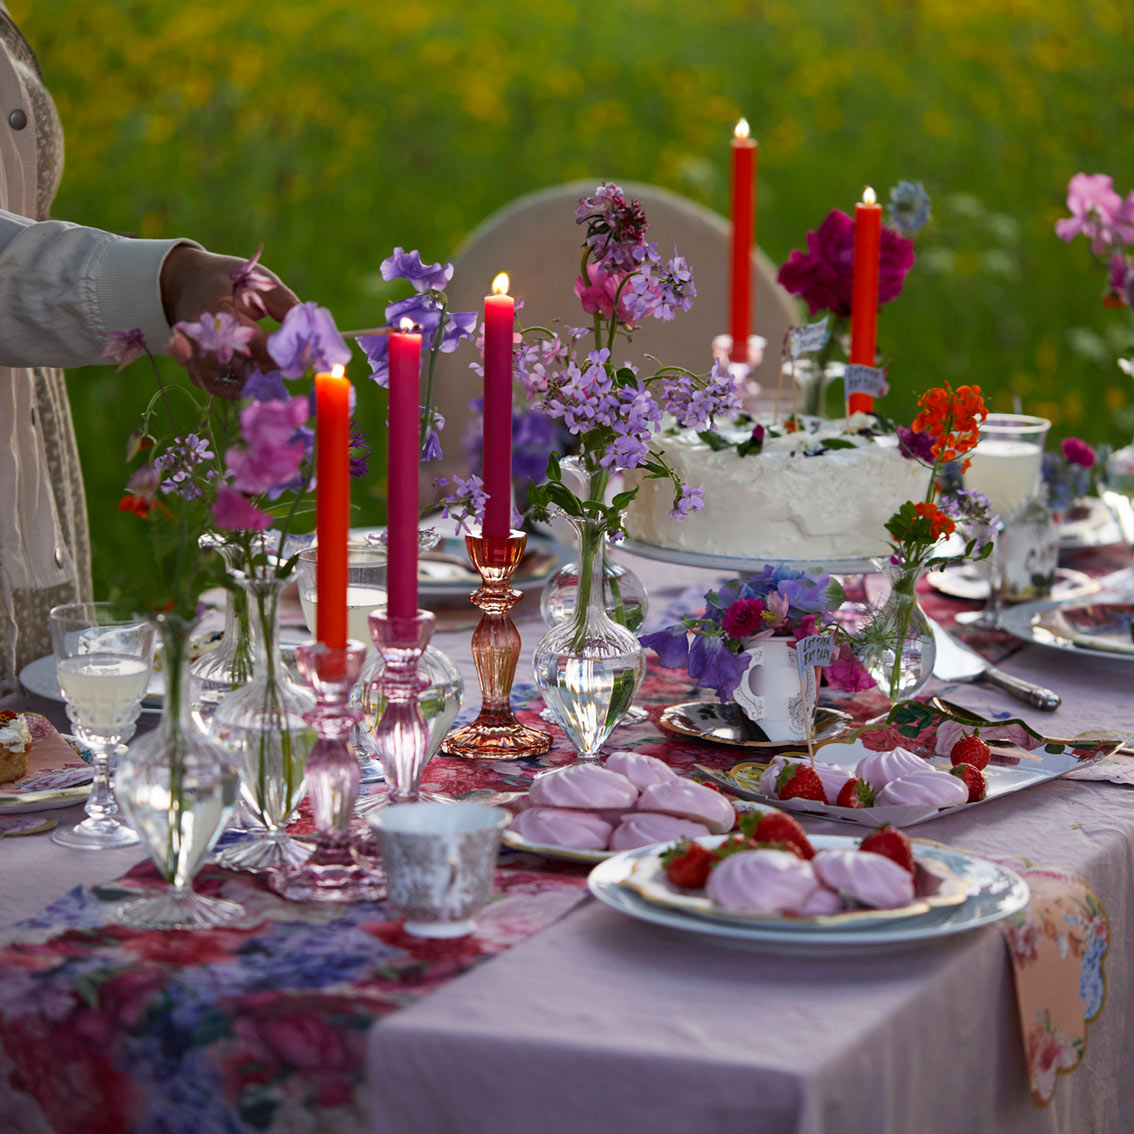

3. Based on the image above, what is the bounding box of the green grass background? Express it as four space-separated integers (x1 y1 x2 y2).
12 0 1134 592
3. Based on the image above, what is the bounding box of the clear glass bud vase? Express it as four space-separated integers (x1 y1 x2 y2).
539 547 649 632
210 575 316 871
115 614 245 929
854 562 937 704
533 514 645 760
190 535 253 722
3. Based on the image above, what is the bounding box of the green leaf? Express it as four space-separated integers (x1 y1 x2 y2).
821 438 858 450
697 430 732 452
546 451 562 483
610 488 638 510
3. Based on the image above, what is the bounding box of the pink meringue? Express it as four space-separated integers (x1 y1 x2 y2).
812 849 915 909
636 780 736 834
608 813 710 851
508 807 613 850
788 885 846 917
604 750 679 790
854 746 928 791
758 756 851 803
528 764 639 810
874 770 969 808
706 849 821 913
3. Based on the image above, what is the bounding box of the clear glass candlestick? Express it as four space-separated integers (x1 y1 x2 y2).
270 642 385 902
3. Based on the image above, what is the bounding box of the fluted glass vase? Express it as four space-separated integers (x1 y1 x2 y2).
116 614 244 929
210 575 316 871
854 562 937 704
533 514 644 760
190 535 253 723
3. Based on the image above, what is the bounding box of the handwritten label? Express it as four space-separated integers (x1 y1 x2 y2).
843 364 888 397
796 633 835 674
787 317 830 359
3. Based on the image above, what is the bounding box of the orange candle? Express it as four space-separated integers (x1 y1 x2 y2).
729 118 757 364
849 186 882 415
315 364 351 648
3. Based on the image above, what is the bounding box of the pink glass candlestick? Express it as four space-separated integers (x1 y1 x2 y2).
368 607 436 802
440 530 551 760
270 642 385 902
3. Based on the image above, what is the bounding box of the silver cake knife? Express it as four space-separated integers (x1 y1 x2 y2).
930 619 1061 711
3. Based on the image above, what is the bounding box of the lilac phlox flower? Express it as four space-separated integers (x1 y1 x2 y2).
669 484 703 520
887 182 932 237
229 245 276 316
267 302 351 378
381 248 454 293
225 396 309 494
154 433 215 497
658 358 740 430
897 425 937 463
1061 437 1096 469
175 312 255 364
627 250 697 322
638 624 690 670
101 328 147 372
688 632 750 699
349 421 370 478
576 182 649 272
213 484 274 532
436 473 489 535
243 368 289 403
939 488 999 551
1055 174 1134 253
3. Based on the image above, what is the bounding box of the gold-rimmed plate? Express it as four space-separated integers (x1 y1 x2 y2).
659 701 852 749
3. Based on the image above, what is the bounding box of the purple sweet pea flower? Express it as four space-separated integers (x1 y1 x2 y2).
213 484 274 531
267 302 351 378
438 310 478 352
638 624 691 670
385 294 443 338
243 368 289 403
381 248 454 293
175 312 255 364
359 334 390 386
101 328 147 372
688 633 750 699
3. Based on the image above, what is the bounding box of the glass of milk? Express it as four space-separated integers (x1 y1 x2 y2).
960 414 1051 628
296 546 388 646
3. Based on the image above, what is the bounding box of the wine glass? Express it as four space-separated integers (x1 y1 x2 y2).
49 602 155 849
1099 443 1134 597
296 545 389 646
958 413 1050 629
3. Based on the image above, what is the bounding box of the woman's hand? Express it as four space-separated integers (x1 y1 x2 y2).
160 245 299 398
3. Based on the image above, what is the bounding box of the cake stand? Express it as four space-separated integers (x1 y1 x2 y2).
619 537 881 576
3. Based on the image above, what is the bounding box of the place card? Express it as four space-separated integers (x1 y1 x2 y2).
787 317 829 359
843 363 888 398
796 632 835 674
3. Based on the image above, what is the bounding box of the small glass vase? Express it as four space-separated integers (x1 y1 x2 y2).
533 514 644 760
116 614 245 929
854 562 937 703
210 574 316 872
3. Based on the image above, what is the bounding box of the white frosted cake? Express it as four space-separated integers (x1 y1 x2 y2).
625 415 926 561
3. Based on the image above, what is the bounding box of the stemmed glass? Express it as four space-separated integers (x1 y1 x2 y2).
49 602 154 849
958 413 1051 629
296 545 389 647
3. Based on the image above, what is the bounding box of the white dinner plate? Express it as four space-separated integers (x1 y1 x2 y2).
1058 497 1123 550
926 565 1098 604
587 840 1029 953
1002 599 1134 664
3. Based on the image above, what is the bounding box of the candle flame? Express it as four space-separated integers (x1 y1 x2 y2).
330 364 345 378
491 272 510 296
734 117 750 140
862 186 876 205
398 316 415 332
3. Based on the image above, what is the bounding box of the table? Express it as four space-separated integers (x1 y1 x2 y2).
2 549 1132 1133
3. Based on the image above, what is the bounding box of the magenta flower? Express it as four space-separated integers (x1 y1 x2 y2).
175 311 255 364
777 209 915 318
101 328 148 372
225 396 309 494
1054 173 1134 253
213 484 274 531
574 261 636 326
1061 437 1096 469
229 245 277 316
722 598 767 640
824 642 877 692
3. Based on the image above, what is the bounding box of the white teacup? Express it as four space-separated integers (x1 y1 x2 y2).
370 802 509 938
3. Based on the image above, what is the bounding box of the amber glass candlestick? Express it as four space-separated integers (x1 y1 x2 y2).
440 530 551 759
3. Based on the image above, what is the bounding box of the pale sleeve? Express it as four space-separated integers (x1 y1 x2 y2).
0 208 200 368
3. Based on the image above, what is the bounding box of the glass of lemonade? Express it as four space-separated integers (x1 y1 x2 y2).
961 413 1051 628
49 602 155 849
296 546 388 645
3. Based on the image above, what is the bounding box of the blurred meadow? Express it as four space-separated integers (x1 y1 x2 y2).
11 0 1134 591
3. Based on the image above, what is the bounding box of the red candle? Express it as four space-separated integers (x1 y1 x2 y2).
315 364 351 648
482 272 514 540
387 318 422 619
729 118 757 364
849 186 882 415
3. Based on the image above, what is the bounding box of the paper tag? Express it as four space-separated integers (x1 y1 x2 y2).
796 633 835 673
787 317 829 359
843 364 888 397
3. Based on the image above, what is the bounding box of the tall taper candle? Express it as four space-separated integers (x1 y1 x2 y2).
849 186 882 415
387 318 422 619
314 364 351 648
729 118 757 364
483 272 515 540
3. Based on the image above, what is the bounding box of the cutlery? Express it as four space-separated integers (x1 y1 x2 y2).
929 619 1061 711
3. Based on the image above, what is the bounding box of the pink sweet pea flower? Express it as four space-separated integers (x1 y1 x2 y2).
225 396 310 493
101 328 147 372
1055 173 1134 253
574 261 637 327
213 484 274 531
175 311 256 364
229 244 276 317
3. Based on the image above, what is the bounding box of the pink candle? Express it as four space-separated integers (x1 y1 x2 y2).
482 272 514 540
387 318 422 618
314 364 351 648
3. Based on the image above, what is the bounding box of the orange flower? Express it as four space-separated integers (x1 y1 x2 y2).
118 493 152 517
911 382 987 472
914 501 956 541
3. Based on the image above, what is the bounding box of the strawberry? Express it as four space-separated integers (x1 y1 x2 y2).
774 761 826 802
949 731 991 771
752 811 816 859
836 777 876 809
949 762 987 802
661 839 716 889
859 825 916 875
